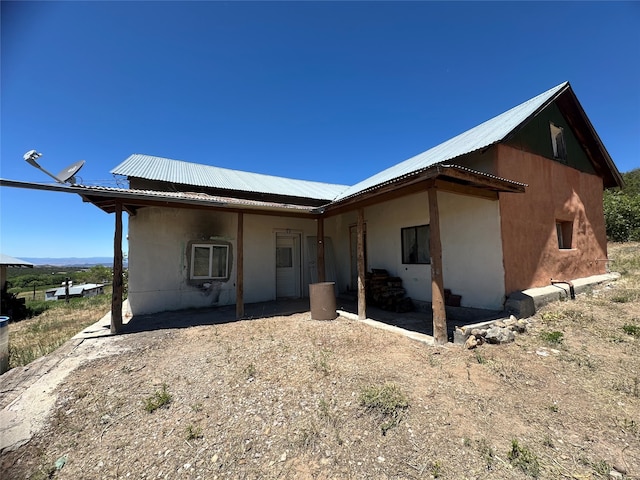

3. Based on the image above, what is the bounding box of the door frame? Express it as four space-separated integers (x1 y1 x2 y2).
274 230 303 299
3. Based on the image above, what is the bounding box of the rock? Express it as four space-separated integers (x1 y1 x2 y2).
464 336 478 349
55 456 67 471
609 470 624 479
612 464 627 475
514 320 528 333
471 328 487 338
485 327 515 344
493 320 506 328
504 317 516 326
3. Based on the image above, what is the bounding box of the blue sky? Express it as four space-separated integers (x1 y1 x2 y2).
1 1 639 259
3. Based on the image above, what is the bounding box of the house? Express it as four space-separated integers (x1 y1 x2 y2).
0 82 623 343
44 283 105 301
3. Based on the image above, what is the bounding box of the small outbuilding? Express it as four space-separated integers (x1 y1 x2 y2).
44 283 105 301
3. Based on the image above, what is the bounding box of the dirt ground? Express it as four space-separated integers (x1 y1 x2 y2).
1 250 639 479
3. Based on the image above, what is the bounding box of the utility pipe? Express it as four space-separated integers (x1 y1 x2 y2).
550 279 575 300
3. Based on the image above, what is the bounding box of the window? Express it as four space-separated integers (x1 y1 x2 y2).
190 243 229 279
276 247 292 268
550 123 567 161
556 221 573 249
401 225 430 264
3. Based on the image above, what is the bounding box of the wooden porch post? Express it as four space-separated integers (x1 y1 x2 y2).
428 187 447 345
317 217 325 283
357 207 366 320
236 212 244 319
111 200 123 334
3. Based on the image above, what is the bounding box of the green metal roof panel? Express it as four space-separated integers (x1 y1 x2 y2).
111 154 349 202
334 82 569 201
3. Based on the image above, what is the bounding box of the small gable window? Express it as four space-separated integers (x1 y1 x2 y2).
550 123 567 161
556 221 573 250
401 225 430 264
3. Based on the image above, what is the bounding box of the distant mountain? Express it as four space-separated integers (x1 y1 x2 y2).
21 257 126 267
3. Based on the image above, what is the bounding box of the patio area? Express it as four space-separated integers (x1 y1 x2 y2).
76 295 507 343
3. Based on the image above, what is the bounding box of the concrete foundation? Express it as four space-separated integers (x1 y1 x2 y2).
505 272 620 318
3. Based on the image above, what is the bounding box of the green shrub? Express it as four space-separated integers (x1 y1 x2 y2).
144 384 172 413
360 383 409 435
604 169 640 242
623 324 640 338
540 330 564 345
508 439 540 477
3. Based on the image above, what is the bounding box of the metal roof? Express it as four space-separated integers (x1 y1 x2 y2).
334 82 569 201
52 283 103 297
0 254 34 268
0 179 320 215
111 154 349 202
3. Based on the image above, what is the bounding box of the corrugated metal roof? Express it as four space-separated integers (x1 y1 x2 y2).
0 179 320 213
111 154 349 201
75 184 318 211
334 82 569 201
53 284 103 297
0 254 34 267
110 82 570 204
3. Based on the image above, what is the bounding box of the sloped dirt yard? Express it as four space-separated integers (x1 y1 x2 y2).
2 245 639 479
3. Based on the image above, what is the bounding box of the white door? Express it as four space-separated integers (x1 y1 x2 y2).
276 233 301 298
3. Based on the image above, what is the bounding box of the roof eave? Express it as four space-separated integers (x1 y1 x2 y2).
557 87 624 189
320 164 526 214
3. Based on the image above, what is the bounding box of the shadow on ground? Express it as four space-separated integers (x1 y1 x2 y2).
119 296 506 341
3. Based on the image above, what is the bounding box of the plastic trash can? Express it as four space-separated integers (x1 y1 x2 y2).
309 282 337 321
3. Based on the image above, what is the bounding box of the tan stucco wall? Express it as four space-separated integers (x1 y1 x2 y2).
128 207 317 315
495 144 608 294
326 190 506 310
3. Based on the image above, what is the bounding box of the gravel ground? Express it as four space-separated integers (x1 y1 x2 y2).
1 274 639 479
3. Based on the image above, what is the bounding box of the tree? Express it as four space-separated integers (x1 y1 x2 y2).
77 265 112 284
603 168 640 242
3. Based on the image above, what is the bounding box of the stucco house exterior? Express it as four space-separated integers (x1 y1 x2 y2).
0 82 623 343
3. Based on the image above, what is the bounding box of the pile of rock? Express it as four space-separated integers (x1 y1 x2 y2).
459 315 530 349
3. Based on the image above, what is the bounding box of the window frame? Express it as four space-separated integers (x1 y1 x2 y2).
401 224 431 265
550 122 567 162
556 221 573 250
189 243 229 280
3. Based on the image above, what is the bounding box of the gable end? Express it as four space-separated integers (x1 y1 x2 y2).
505 101 597 176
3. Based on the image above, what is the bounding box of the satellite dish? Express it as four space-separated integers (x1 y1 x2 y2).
56 160 85 184
23 150 86 185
